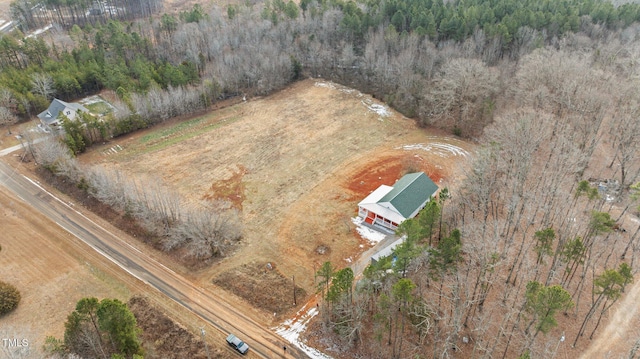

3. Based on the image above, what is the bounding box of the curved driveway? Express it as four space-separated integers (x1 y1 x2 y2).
0 160 309 359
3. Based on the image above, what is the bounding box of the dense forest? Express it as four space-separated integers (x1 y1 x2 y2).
3 0 640 357
10 0 163 30
2 0 640 136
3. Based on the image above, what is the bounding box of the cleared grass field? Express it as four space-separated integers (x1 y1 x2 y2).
81 79 473 320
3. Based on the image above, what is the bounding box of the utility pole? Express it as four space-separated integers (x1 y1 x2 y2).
200 327 211 359
15 134 27 162
293 276 297 305
552 331 565 359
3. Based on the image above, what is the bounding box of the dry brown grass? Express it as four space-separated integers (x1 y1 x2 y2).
0 0 10 24
80 79 473 321
0 187 131 357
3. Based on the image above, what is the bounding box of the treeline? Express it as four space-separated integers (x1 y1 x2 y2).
10 0 163 31
2 0 640 137
295 0 640 46
0 19 203 117
29 136 242 262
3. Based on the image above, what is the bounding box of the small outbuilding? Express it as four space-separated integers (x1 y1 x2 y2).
370 236 406 265
37 98 89 128
358 172 438 231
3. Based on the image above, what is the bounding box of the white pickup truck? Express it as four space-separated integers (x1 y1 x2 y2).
226 333 249 355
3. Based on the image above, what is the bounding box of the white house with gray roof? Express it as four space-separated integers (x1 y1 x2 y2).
358 172 438 231
37 99 89 128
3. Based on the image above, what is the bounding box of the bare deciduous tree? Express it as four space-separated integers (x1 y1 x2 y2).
0 88 18 134
0 106 17 135
30 73 54 100
33 137 74 171
422 57 500 136
167 203 241 259
608 82 640 190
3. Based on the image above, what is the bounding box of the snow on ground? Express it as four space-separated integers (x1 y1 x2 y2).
26 24 53 38
361 99 391 119
399 141 470 158
314 81 337 90
275 306 334 359
352 217 387 244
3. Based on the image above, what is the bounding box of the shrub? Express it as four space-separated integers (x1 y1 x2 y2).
0 281 21 316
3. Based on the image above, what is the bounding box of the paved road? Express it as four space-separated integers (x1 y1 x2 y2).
0 161 309 359
0 134 47 157
0 142 26 157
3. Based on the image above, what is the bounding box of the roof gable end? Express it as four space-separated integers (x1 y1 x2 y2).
37 98 89 125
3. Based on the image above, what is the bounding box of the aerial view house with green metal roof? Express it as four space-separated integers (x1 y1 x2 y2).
358 172 439 231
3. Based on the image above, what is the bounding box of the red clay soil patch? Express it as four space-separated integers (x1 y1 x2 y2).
201 165 247 209
344 154 445 200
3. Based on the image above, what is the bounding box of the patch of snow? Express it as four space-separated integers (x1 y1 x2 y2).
352 217 387 244
26 24 53 38
361 99 390 119
275 307 334 359
315 81 364 97
399 142 469 158
0 20 11 32
314 81 336 89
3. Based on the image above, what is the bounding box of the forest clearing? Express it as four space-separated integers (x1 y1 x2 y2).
78 78 471 310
